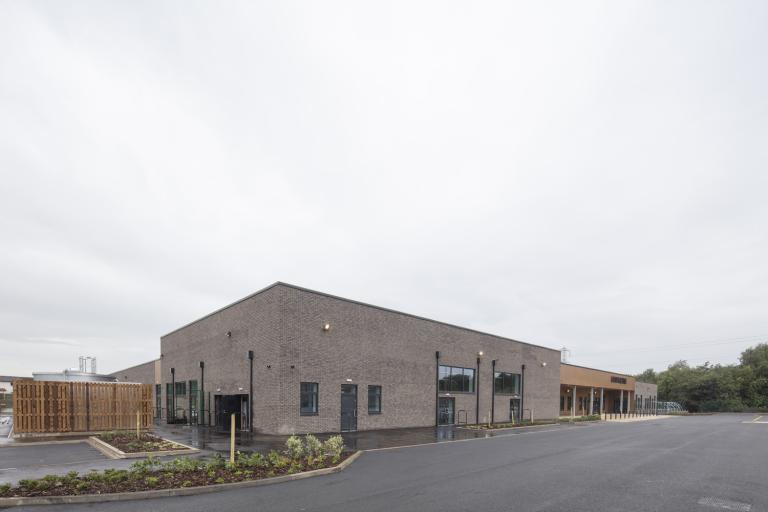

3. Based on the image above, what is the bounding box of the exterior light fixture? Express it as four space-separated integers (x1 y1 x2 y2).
541 361 547 367
226 331 232 338
478 351 484 357
345 378 352 382
323 323 331 331
238 387 243 391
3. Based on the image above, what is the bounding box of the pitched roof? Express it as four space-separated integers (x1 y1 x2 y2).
162 281 559 353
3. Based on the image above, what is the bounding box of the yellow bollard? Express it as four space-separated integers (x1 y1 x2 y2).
230 413 236 464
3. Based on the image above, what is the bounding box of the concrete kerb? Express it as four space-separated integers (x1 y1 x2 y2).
86 436 200 459
0 451 363 508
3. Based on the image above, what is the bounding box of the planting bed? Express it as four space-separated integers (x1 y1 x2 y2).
463 420 558 430
96 432 183 453
0 434 349 499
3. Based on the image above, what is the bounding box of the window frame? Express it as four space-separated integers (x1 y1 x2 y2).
368 385 382 414
438 365 476 393
494 371 521 395
300 382 319 416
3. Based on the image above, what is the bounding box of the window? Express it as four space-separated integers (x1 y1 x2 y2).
610 376 627 384
438 366 475 393
560 395 565 411
189 380 198 413
175 381 186 395
494 372 521 395
300 382 318 415
368 385 382 414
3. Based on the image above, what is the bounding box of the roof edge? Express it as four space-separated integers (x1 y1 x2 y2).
108 358 161 376
561 362 634 379
163 281 560 354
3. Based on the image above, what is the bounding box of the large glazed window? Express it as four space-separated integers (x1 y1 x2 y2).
438 366 475 393
368 385 382 414
300 382 319 415
494 372 520 395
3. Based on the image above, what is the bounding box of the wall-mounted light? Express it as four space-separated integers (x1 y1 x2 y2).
478 351 484 357
322 323 331 332
345 378 352 382
226 331 232 338
238 387 243 391
266 365 271 369
541 362 547 367
216 388 221 392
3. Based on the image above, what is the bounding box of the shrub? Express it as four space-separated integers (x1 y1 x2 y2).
164 457 199 473
206 452 226 470
181 480 193 488
323 435 344 463
214 477 225 484
130 455 161 474
268 450 289 469
0 483 10 496
145 476 159 487
75 482 89 493
237 451 267 469
285 435 304 460
304 435 323 461
18 479 38 490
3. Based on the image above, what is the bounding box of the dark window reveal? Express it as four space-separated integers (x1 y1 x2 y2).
368 385 382 414
494 372 521 395
610 376 627 384
300 382 319 415
438 366 475 393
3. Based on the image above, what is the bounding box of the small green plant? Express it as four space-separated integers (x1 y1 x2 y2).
130 455 161 474
75 481 89 493
0 483 10 496
18 479 38 490
268 450 289 469
322 435 345 463
285 435 304 460
181 480 193 488
214 477 225 484
304 434 323 461
145 476 159 487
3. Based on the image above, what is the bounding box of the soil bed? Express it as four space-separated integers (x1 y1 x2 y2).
0 452 353 498
97 432 184 453
463 420 558 430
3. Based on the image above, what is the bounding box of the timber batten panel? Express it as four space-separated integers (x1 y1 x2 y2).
11 381 152 433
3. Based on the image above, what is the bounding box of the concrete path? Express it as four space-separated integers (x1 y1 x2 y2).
10 414 768 512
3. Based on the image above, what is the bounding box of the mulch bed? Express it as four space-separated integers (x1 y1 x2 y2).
0 452 353 498
97 432 184 453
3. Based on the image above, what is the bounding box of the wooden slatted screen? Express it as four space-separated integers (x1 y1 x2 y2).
12 380 152 434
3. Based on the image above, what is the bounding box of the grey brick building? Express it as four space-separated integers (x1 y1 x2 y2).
117 282 561 435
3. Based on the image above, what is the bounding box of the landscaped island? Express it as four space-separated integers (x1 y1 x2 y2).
0 435 347 498
96 431 186 453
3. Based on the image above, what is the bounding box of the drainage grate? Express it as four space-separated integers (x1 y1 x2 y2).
698 497 752 511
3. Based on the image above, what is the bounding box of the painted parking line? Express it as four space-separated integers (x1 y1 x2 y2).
698 496 751 511
741 415 768 424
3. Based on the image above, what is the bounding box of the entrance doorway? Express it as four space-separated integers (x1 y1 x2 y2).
438 397 455 425
340 384 357 432
509 398 521 423
214 394 249 432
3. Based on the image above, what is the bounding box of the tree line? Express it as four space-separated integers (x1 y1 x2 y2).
635 343 768 412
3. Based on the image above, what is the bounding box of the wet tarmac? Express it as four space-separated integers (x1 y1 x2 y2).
153 421 578 454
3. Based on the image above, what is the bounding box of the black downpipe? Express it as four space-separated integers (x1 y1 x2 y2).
491 359 496 424
435 351 440 426
199 362 205 426
248 350 254 433
475 357 481 425
520 364 526 422
171 367 176 423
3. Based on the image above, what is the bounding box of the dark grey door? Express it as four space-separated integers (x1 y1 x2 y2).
340 384 357 432
438 397 455 425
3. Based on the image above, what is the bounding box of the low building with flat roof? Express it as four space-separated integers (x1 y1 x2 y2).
560 363 657 416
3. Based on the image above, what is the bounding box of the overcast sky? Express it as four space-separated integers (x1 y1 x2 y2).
1 1 767 378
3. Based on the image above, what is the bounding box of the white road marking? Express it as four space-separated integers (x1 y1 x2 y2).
698 497 751 511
